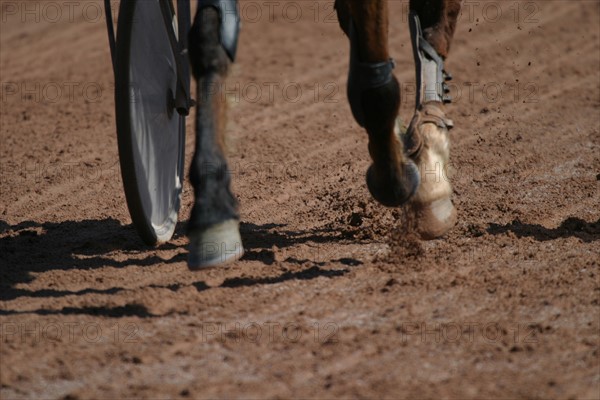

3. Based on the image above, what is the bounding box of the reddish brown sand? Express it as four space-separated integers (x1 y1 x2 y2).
1 1 599 398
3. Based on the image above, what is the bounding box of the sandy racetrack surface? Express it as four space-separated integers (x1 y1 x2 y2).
1 0 599 398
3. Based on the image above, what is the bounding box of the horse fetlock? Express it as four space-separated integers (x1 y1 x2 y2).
188 156 239 232
188 219 244 269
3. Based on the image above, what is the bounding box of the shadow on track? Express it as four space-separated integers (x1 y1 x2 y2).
0 218 181 291
487 217 600 243
0 219 363 315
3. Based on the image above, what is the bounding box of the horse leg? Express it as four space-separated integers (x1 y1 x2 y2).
336 0 420 207
405 0 462 239
186 1 243 269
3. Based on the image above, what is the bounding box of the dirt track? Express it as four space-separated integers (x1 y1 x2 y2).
1 1 599 398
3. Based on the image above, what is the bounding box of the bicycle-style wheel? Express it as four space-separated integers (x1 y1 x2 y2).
115 0 186 245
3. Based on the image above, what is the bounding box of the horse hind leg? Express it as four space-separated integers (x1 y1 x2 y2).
337 0 420 207
404 0 462 239
186 1 243 269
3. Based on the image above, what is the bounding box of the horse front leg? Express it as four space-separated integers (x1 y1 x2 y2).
405 0 462 239
337 0 420 207
187 1 243 269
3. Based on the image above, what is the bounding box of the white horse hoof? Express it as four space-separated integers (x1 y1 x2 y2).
412 197 457 239
406 103 457 239
187 220 244 270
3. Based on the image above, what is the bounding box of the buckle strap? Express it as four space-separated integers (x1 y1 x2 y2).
405 102 453 158
419 102 454 129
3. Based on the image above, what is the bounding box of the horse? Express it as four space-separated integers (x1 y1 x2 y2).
186 0 463 269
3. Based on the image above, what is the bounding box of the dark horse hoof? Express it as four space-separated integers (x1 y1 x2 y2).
366 161 420 207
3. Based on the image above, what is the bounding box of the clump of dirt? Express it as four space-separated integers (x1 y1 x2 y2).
383 207 425 262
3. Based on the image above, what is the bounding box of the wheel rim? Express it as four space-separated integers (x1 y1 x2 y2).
124 0 184 242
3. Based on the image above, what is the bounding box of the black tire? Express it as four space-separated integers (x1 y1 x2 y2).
115 0 186 245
